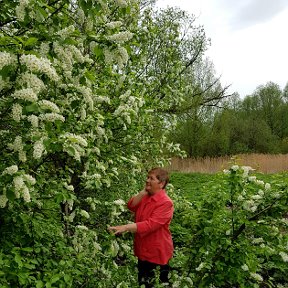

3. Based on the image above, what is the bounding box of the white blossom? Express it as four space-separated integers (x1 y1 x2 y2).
195 262 205 271
11 103 23 122
279 251 288 262
33 139 45 159
243 200 257 212
251 194 262 200
13 176 25 198
12 88 38 102
22 185 31 202
252 238 264 244
0 193 8 208
106 31 133 44
77 86 94 110
264 183 271 190
38 100 60 113
231 165 239 171
0 51 17 69
61 133 88 147
20 54 59 81
241 264 249 271
23 174 36 185
255 180 265 186
114 0 128 8
250 272 263 282
80 209 90 219
223 169 230 175
76 225 89 231
15 0 30 21
248 176 257 182
39 113 65 122
113 199 125 206
27 115 39 128
115 46 129 68
17 72 46 94
106 21 122 29
2 165 18 175
57 25 75 38
64 182 74 191
242 166 254 177
19 150 27 162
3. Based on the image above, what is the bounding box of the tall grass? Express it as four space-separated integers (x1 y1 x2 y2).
167 153 288 173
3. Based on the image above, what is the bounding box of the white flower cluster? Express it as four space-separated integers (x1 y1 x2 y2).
76 225 89 231
57 25 75 38
0 51 17 69
250 272 263 282
38 100 60 113
77 86 94 110
241 166 255 177
53 42 74 73
20 54 59 81
106 31 133 44
15 0 30 21
12 88 38 102
33 139 45 159
0 193 8 208
106 21 122 30
27 115 39 128
62 133 88 147
13 175 32 202
114 0 128 8
116 46 129 68
243 199 258 213
241 264 249 271
11 103 23 122
17 72 46 94
64 182 74 192
113 199 125 206
80 209 90 219
2 165 18 175
39 113 65 122
252 237 264 244
61 133 88 161
39 43 50 56
114 90 143 125
279 251 288 262
195 262 205 271
8 136 26 162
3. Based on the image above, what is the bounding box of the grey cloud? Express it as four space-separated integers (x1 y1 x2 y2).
225 0 288 29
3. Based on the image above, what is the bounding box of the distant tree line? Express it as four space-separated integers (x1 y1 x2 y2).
169 81 288 157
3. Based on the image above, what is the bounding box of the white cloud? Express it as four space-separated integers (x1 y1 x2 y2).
156 0 288 97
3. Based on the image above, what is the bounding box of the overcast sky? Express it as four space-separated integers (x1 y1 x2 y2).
157 0 288 98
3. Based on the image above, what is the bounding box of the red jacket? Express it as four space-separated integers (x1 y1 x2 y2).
127 189 174 265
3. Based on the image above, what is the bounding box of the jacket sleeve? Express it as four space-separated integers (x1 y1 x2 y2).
127 196 140 212
136 200 173 236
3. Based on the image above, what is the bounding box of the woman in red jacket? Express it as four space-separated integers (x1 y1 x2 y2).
109 168 174 287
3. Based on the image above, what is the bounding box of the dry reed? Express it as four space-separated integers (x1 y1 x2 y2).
167 154 288 174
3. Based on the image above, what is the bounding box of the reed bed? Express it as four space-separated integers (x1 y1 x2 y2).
167 154 288 174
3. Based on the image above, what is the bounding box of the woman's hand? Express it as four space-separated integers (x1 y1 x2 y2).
108 225 127 235
108 223 137 235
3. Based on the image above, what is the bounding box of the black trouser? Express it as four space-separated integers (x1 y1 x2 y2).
137 259 170 288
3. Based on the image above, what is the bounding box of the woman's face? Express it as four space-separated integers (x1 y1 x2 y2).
145 173 163 195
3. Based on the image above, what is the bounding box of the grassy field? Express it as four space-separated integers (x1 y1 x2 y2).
167 154 288 174
169 170 288 201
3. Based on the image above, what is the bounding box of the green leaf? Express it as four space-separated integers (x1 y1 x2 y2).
93 46 102 57
25 103 39 113
50 274 60 284
36 281 44 288
24 37 38 47
6 189 16 201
